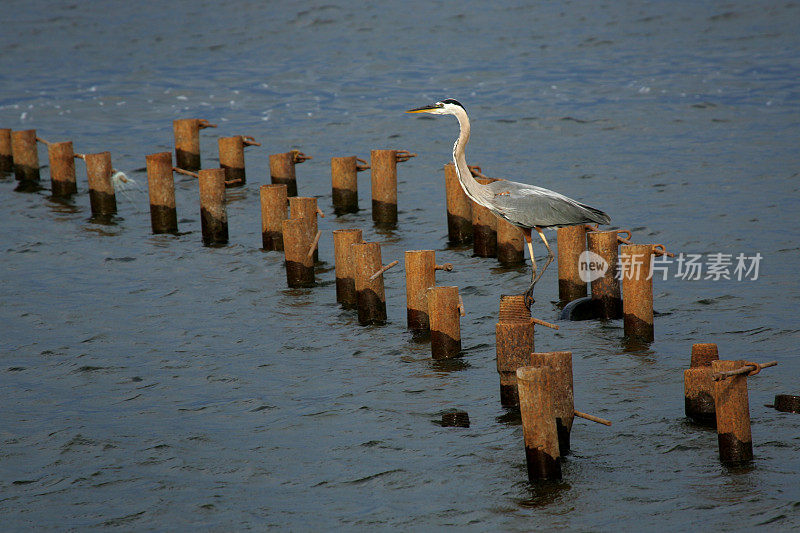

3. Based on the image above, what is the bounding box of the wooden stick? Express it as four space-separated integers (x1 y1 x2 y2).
369 259 399 281
712 361 777 381
435 263 454 271
574 410 612 426
306 230 322 260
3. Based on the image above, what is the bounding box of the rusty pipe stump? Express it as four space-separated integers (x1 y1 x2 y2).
684 343 720 426
85 151 117 219
12 129 39 182
444 162 472 244
691 343 719 368
517 366 562 482
621 244 654 341
587 230 621 319
530 351 574 456
260 184 288 251
331 156 360 214
405 250 437 333
352 242 387 325
495 320 535 407
557 225 588 302
497 218 525 265
289 197 319 263
198 168 228 246
332 228 362 308
218 136 247 186
146 152 178 234
712 359 753 465
427 286 462 359
0 128 12 173
370 149 399 226
270 152 298 197
472 178 498 257
48 141 77 197
282 218 315 288
173 119 204 171
773 395 800 414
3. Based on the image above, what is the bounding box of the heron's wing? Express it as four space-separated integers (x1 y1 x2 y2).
485 179 611 228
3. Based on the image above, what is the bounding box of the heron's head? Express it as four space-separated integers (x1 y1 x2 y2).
406 98 465 116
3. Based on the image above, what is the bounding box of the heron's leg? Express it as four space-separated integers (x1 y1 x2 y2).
523 228 537 308
532 227 555 284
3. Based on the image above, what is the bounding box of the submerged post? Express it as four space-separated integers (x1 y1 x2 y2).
684 343 720 426
427 286 462 359
218 135 257 186
497 218 525 265
145 152 178 234
621 244 655 341
530 351 574 456
557 225 588 302
270 150 310 197
472 177 498 257
0 128 12 173
12 129 39 182
85 151 117 218
331 156 367 214
495 294 535 406
173 118 216 171
282 218 315 288
444 162 472 244
517 366 562 482
370 149 415 226
260 184 288 251
712 359 753 465
405 250 436 332
352 242 388 325
332 228 363 307
587 230 622 319
289 197 320 263
198 168 228 246
48 141 78 197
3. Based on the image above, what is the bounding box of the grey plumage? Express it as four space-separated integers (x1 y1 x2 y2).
407 98 611 308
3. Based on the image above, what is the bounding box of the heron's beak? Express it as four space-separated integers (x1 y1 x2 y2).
406 103 440 113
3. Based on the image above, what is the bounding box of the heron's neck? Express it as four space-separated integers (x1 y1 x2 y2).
452 109 491 205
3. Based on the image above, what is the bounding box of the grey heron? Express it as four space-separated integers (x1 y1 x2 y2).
407 99 611 308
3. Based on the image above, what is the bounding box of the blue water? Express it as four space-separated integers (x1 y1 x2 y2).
2 1 799 530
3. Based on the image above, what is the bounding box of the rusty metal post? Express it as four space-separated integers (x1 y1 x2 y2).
712 359 753 465
0 128 12 173
352 242 388 325
218 135 247 186
332 229 362 307
146 152 178 234
621 244 654 341
332 156 367 214
684 343 720 426
405 250 436 332
281 218 315 288
495 306 535 407
270 151 309 197
530 351 574 456
427 286 462 359
472 178 498 257
370 149 399 225
260 184 288 251
444 162 472 244
198 168 228 246
289 196 319 263
12 129 39 182
497 218 525 265
48 141 77 197
517 366 562 481
557 225 588 302
85 152 117 218
174 118 215 171
587 230 621 319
